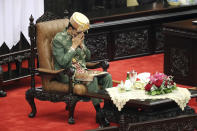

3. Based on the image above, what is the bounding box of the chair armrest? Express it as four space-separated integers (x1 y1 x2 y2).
36 67 75 77
86 61 109 71
36 68 65 75
86 62 100 68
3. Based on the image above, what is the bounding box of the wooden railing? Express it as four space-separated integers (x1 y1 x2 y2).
0 12 60 83
0 34 31 83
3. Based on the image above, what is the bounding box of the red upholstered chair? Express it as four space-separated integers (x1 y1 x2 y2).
25 15 110 124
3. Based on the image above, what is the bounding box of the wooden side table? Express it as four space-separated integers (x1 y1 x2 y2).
163 19 197 86
83 89 197 131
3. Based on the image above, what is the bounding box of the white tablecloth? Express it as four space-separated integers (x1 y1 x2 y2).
106 87 191 111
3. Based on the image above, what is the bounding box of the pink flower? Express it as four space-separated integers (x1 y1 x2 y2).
145 72 176 95
150 72 167 83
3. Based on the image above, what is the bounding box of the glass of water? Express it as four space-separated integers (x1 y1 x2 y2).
130 70 137 87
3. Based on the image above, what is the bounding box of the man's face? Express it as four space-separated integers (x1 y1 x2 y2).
72 26 83 32
70 26 84 37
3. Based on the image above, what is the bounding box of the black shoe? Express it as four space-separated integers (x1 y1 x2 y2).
0 90 6 97
96 109 110 128
97 90 108 95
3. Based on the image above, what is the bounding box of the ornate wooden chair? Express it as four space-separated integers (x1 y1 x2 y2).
25 16 110 124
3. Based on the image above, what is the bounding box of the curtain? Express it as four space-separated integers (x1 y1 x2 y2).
0 0 44 49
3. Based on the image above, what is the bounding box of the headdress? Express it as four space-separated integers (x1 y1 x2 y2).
70 12 90 32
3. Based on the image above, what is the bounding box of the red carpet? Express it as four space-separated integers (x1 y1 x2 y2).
0 53 197 131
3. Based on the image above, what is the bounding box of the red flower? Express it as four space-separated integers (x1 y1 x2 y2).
145 83 153 91
170 81 174 85
165 81 168 86
154 79 163 87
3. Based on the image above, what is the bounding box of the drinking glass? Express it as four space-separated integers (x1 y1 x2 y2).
130 70 137 87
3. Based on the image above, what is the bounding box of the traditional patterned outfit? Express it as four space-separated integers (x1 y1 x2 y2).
53 12 111 127
52 28 112 106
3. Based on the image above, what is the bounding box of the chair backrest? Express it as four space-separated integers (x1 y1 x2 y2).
35 19 69 92
36 19 69 70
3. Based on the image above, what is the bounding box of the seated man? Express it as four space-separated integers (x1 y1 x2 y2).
52 12 112 127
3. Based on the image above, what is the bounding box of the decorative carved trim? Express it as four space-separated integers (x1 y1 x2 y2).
163 27 197 38
103 100 195 124
0 50 31 64
114 28 149 58
127 115 197 131
155 26 164 52
86 32 108 61
0 43 10 56
169 48 189 77
36 11 61 23
0 36 31 82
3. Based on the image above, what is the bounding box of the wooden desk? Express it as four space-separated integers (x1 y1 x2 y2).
163 18 197 86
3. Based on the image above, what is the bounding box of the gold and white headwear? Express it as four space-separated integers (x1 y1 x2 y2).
70 12 90 32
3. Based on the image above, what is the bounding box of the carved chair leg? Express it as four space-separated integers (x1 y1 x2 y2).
65 102 69 111
67 96 80 124
25 89 37 118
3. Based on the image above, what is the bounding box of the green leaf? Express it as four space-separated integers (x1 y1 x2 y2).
164 88 168 93
147 92 151 95
156 90 161 95
166 89 172 93
161 90 165 94
152 85 158 90
151 91 157 96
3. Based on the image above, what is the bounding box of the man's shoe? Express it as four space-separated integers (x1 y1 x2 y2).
97 90 108 95
0 90 6 97
96 109 110 128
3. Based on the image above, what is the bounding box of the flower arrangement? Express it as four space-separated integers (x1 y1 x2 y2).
145 72 177 96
